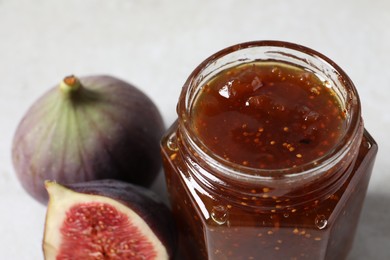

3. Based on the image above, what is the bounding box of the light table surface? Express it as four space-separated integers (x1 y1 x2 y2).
0 1 389 259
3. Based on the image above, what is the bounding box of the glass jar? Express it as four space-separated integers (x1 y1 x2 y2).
161 41 378 260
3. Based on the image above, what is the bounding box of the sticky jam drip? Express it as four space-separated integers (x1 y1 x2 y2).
191 62 346 170
57 202 157 260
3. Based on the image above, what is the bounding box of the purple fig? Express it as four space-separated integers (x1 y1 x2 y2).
12 75 164 204
43 179 176 259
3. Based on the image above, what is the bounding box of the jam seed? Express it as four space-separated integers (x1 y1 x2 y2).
262 187 270 193
169 153 177 160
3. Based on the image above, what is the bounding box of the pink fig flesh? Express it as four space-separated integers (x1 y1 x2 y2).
44 180 176 259
58 202 157 259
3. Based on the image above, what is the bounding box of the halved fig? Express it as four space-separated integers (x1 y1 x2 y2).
43 179 176 260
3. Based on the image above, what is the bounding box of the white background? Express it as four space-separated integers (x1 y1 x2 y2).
0 0 389 259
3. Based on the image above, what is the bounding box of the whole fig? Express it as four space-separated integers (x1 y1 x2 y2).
44 180 176 259
12 75 164 204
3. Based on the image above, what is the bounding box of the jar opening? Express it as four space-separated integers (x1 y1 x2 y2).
178 41 361 183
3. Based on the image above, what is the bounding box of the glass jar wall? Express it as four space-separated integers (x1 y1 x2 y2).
161 41 378 260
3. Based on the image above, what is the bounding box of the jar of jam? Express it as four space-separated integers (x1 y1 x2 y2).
161 41 377 260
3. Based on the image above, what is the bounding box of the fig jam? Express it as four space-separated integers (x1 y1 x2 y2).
161 41 377 260
191 62 345 170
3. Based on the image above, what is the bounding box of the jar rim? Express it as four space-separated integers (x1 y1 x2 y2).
177 40 362 182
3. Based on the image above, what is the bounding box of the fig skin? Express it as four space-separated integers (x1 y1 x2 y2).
12 75 165 204
44 179 176 259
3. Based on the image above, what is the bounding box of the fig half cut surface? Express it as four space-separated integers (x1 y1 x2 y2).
44 180 176 260
12 75 165 204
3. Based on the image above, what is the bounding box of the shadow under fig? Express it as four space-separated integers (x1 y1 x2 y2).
348 192 390 260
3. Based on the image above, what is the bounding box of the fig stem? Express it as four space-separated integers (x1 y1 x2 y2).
60 75 82 94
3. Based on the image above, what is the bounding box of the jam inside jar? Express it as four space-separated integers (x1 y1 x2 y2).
161 41 378 260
